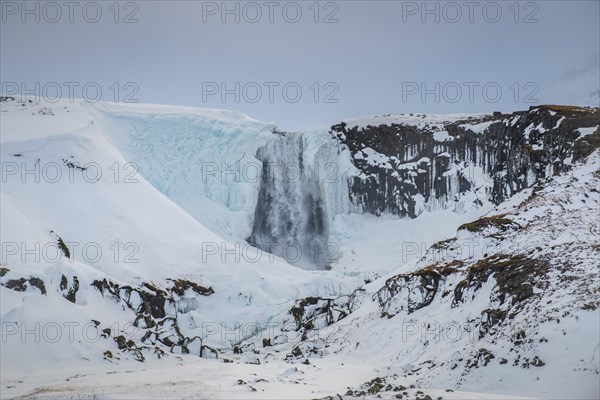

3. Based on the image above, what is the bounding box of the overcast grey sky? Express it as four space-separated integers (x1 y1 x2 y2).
1 0 599 130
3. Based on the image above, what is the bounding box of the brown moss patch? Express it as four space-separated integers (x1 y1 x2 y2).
168 279 214 296
454 254 548 307
539 105 598 114
458 214 520 233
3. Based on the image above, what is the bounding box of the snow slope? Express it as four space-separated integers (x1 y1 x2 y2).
0 97 354 376
1 96 598 399
242 150 600 399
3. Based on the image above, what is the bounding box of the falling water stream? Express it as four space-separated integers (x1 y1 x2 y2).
248 132 330 269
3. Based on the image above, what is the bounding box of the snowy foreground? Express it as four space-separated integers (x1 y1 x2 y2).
1 97 598 399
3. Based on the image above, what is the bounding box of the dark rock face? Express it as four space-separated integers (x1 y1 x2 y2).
457 214 521 233
3 276 47 294
330 106 599 218
342 377 408 398
377 261 462 318
91 277 217 360
452 254 549 308
285 296 350 338
59 274 79 303
282 295 351 360
168 278 214 296
374 253 549 326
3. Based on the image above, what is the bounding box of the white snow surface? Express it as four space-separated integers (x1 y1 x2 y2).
0 98 353 370
341 113 488 131
577 126 599 138
1 97 598 399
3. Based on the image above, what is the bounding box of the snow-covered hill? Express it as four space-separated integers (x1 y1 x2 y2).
245 151 599 399
1 96 598 399
0 97 353 369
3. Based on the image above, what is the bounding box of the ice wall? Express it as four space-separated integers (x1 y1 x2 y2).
88 103 277 241
88 104 357 267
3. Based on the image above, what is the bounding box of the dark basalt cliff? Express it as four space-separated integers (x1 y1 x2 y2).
330 105 599 218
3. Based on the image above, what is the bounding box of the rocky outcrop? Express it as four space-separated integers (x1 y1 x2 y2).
331 105 599 217
375 251 551 335
89 277 217 360
230 294 356 361
168 278 214 296
377 261 463 318
283 296 351 360
2 276 47 295
452 254 549 309
285 296 351 337
59 274 79 303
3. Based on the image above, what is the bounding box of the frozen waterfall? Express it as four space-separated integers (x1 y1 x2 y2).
249 132 331 269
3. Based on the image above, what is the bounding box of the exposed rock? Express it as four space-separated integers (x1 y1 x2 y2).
331 106 599 218
168 278 214 296
286 296 350 334
479 308 508 338
531 356 546 367
91 278 217 361
59 275 79 303
343 377 412 398
3 276 47 295
4 278 28 292
49 231 71 259
453 254 549 308
458 214 520 233
466 348 496 368
377 261 462 318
